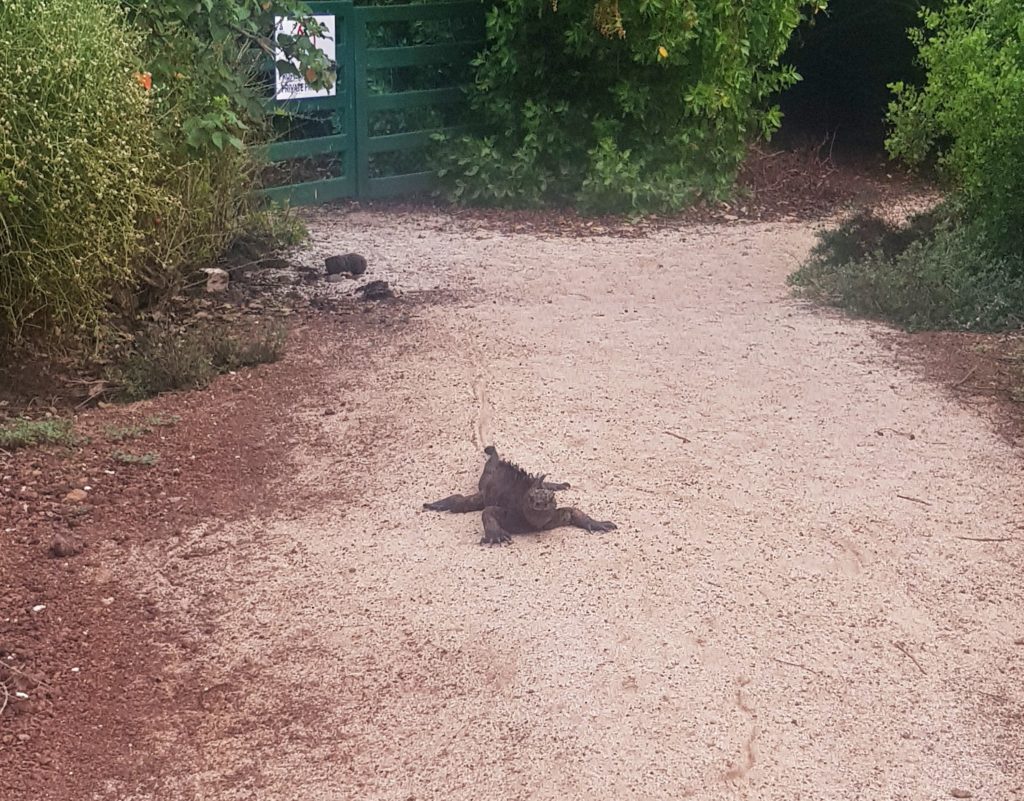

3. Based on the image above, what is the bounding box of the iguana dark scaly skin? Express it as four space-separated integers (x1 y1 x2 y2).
424 446 617 545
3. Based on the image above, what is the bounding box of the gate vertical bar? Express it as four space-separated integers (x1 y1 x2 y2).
351 5 371 197
337 0 358 192
356 1 485 199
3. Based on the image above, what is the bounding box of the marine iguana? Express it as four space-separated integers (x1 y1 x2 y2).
423 446 617 545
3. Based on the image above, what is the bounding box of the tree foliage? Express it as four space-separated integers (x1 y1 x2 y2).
791 0 1024 334
436 0 826 213
886 0 1024 259
122 0 335 155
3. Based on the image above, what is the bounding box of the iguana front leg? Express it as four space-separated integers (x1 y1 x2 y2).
544 507 617 533
423 492 486 513
541 479 571 491
481 506 514 545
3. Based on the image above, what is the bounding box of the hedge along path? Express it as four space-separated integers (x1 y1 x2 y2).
120 209 1023 800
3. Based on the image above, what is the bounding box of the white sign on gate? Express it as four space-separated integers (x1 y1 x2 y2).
274 14 337 101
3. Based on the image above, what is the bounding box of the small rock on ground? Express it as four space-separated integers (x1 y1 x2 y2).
354 280 394 301
202 268 230 293
325 253 367 276
49 534 83 558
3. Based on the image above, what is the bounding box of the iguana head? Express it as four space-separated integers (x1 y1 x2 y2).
526 474 556 513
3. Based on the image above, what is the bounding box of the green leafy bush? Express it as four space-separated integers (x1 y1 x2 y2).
789 206 1024 331
886 0 1024 259
435 0 826 213
123 0 335 155
791 0 1024 333
0 0 163 345
121 0 332 306
0 0 328 352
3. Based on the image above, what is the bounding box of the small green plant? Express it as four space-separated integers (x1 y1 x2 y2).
240 209 308 250
104 415 179 442
108 322 288 401
208 324 289 371
112 451 159 466
105 424 151 443
789 205 1024 331
111 328 218 401
0 418 76 450
147 414 181 427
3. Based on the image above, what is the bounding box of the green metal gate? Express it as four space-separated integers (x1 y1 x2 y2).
264 0 484 205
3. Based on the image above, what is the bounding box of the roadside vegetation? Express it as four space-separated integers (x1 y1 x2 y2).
107 322 287 401
435 0 828 213
790 0 1024 335
0 418 77 451
2 0 1020 417
0 0 330 356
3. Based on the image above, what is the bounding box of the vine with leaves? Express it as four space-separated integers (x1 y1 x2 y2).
122 0 336 154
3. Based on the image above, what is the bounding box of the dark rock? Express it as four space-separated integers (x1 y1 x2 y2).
325 253 367 276
354 280 394 301
49 533 83 558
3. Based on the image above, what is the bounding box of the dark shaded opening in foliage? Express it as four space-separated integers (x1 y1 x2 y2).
774 0 927 158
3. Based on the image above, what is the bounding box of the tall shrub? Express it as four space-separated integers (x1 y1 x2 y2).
0 0 162 345
436 0 826 213
886 0 1024 261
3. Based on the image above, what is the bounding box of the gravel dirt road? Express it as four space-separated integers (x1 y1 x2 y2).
119 209 1023 800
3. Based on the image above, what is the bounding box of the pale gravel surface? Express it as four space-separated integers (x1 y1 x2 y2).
119 209 1022 801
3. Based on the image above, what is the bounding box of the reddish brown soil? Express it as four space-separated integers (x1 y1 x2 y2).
880 329 1024 450
0 301 417 801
